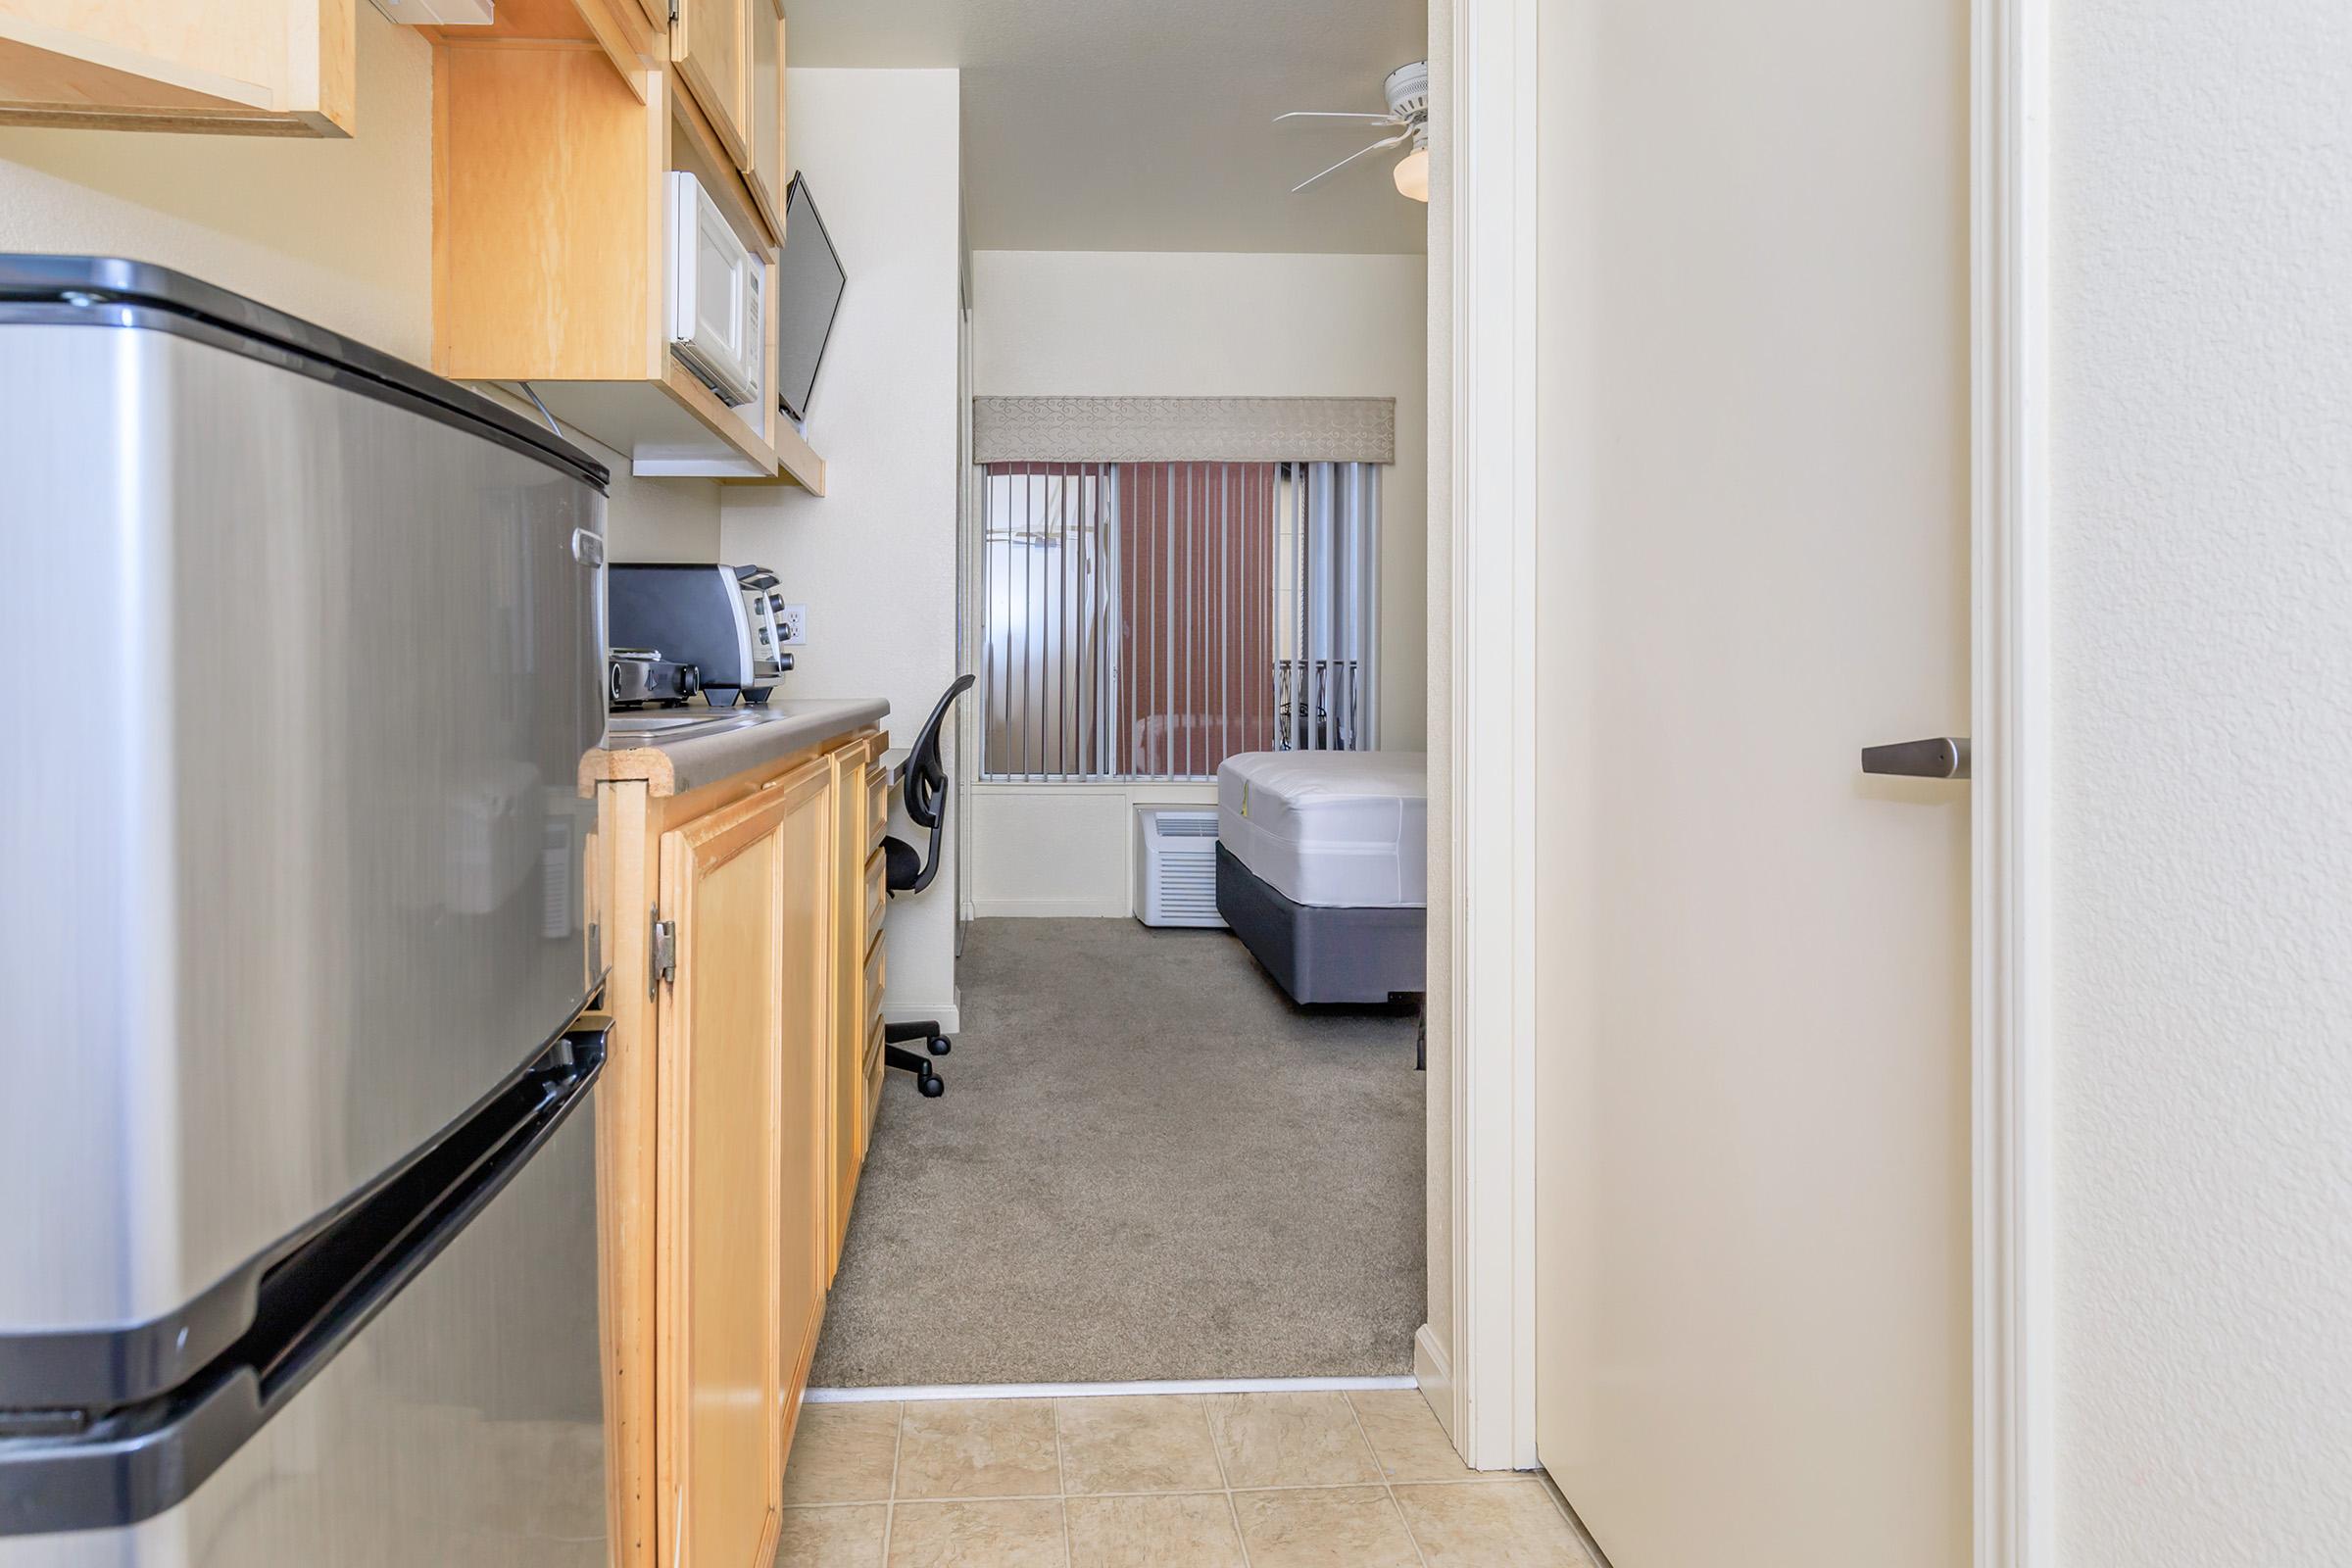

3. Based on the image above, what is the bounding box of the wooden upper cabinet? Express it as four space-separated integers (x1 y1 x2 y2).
657 783 790 1568
0 0 356 135
744 3 785 242
670 0 750 169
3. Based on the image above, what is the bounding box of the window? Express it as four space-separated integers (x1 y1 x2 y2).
978 460 1381 781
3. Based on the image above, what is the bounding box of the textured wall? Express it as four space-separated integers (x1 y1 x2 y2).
0 9 433 361
2052 1 2352 1560
0 8 721 562
721 69 964 1022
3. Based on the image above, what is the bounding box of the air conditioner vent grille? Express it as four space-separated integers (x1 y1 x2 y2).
1134 806 1228 928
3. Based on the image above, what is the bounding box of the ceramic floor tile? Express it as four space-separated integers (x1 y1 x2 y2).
1065 1493 1246 1568
1054 1395 1225 1495
1348 1388 1492 1483
775 1503 888 1568
1395 1479 1594 1567
781 1402 904 1506
884 1498 1068 1568
893 1399 1061 1499
1230 1486 1423 1568
1203 1391 1380 1490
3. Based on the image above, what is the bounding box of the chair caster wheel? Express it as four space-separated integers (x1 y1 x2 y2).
918 1072 946 1098
927 1035 952 1056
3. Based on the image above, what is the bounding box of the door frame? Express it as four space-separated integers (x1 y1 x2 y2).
1967 0 2054 1561
1437 1 2055 1562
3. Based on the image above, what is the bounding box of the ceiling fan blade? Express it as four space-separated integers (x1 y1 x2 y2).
1289 131 1411 193
1275 110 1406 125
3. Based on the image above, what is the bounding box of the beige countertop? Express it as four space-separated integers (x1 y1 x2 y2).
586 697 890 796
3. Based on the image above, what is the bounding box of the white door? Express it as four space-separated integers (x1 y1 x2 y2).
1532 1 1973 1564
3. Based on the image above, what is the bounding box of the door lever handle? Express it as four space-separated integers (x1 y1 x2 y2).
1860 737 1971 780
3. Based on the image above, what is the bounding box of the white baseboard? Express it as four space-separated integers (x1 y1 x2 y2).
1414 1323 1456 1440
806 1374 1420 1405
882 1002 961 1035
967 897 1131 919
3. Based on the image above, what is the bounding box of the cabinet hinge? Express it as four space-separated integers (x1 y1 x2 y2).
650 912 677 995
668 0 679 23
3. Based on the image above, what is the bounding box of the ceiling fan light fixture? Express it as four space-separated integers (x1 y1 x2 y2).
1277 59 1433 200
1394 143 1429 202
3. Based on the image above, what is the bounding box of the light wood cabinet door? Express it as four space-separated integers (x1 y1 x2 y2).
0 0 355 135
823 737 872 1269
744 4 786 241
771 759 831 1443
657 783 790 1568
671 0 751 170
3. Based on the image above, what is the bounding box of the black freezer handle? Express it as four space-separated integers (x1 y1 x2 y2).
0 1018 609 1539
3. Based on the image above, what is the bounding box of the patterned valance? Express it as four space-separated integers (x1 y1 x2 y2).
972 396 1395 465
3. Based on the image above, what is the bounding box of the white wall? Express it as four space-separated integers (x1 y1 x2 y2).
721 69 963 1024
965 248 1429 915
2051 2 2352 1560
0 9 723 566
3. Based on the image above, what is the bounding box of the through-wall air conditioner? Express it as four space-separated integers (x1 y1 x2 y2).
1134 806 1227 929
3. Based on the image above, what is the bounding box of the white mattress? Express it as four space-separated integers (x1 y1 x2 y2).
1217 751 1429 909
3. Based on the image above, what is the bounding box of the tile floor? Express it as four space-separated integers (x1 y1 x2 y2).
776 1389 1594 1566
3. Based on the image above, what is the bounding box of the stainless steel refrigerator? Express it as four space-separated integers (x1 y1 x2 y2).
0 259 612 1566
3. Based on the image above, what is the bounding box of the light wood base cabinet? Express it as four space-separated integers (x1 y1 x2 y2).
593 726 886 1568
825 730 889 1271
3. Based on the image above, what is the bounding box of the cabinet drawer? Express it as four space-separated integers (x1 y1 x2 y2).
865 761 888 852
864 1022 884 1138
863 847 887 952
863 941 885 1030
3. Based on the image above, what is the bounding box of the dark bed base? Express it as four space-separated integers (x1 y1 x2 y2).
1215 843 1426 1004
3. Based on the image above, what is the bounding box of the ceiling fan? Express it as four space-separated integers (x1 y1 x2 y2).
1277 60 1431 203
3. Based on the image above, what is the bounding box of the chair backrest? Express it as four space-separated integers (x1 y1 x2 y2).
897 674 974 895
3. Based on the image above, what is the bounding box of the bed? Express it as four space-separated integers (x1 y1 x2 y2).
1215 750 1428 1004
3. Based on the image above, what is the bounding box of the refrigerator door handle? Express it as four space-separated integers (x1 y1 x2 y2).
0 1017 610 1541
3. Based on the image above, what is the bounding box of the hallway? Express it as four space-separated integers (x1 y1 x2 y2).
811 919 1423 1387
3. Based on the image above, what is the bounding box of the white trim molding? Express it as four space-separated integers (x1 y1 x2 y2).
807 1375 1420 1405
1412 1322 1455 1439
1447 0 1543 1473
1971 0 2054 1563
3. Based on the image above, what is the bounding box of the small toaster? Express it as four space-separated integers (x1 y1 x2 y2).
608 563 783 706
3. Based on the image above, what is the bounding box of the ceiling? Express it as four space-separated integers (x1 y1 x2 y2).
784 0 1429 255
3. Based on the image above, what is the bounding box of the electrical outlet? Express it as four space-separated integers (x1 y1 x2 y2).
776 603 808 645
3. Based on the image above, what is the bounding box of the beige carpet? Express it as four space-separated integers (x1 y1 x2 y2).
809 918 1424 1387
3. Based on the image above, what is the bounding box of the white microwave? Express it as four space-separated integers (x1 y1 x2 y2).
665 171 763 409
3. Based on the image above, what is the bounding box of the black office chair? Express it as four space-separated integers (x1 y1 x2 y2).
880 674 974 1099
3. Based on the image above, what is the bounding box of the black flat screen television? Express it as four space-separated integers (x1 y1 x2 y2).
774 174 846 424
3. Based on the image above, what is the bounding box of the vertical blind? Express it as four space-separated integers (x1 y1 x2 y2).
979 460 1381 782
